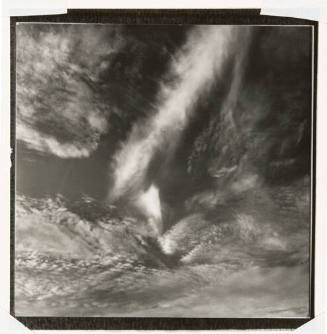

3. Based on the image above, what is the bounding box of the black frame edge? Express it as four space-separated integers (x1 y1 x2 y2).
15 317 311 330
10 15 17 318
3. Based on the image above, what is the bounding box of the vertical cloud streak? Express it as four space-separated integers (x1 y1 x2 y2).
109 26 249 203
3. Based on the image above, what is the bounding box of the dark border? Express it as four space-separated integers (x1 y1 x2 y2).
10 12 16 320
10 9 318 330
11 8 317 25
309 22 318 323
14 317 310 330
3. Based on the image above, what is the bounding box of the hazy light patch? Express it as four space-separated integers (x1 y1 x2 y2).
159 214 208 255
230 174 259 193
16 123 97 159
135 184 162 235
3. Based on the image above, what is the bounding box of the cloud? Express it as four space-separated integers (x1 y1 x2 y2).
15 193 170 274
109 26 251 202
188 27 312 188
14 26 312 318
135 184 163 235
16 24 124 158
15 191 309 317
159 175 310 269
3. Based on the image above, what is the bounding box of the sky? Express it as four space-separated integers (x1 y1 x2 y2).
15 24 313 317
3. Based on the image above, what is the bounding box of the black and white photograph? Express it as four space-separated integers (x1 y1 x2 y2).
14 20 314 320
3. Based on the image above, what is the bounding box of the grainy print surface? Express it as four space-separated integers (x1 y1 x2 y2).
15 24 312 317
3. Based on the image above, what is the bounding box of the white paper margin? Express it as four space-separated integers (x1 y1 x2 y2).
261 0 327 22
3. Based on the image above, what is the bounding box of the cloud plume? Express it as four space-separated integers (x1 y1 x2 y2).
109 26 249 202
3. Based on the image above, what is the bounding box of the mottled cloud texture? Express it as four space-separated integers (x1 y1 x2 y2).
16 24 123 158
15 24 312 318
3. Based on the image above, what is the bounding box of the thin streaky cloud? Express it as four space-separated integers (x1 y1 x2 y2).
109 26 250 202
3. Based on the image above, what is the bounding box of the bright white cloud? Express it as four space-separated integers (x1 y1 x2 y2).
109 26 244 201
136 184 162 235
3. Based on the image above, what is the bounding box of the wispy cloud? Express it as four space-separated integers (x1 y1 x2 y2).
188 27 312 191
109 26 249 201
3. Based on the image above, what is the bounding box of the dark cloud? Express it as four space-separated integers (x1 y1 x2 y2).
186 27 312 190
16 24 122 157
16 24 188 159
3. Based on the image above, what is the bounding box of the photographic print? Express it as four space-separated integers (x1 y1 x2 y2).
13 19 314 321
